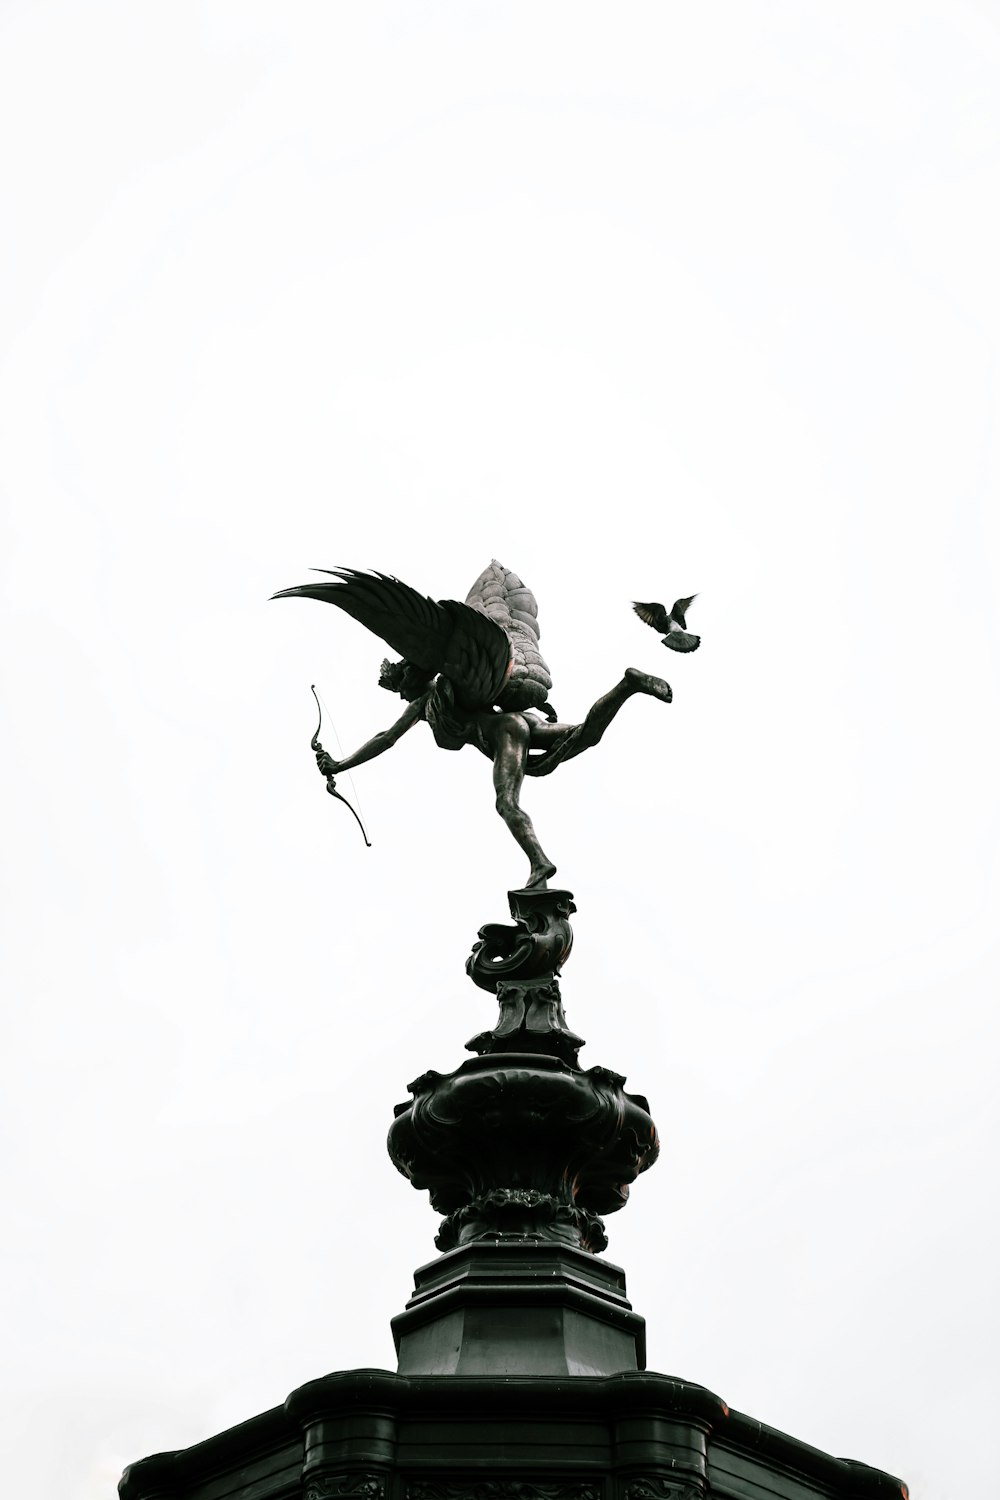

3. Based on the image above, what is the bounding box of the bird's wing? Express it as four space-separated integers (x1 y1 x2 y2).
272 568 512 707
632 600 671 632
670 594 697 628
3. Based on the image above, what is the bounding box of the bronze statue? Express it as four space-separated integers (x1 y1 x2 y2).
273 561 676 889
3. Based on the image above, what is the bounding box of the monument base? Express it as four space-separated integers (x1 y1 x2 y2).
392 1242 645 1375
119 1368 908 1500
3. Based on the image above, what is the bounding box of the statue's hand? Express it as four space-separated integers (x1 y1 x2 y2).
316 749 340 778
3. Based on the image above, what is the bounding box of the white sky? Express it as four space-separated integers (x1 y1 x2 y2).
2 4 998 1498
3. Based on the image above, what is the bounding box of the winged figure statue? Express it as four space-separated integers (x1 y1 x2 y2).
273 561 674 888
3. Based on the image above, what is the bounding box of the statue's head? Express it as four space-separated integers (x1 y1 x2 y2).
379 657 434 701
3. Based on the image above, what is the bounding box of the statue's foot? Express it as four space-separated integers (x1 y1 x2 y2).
624 666 672 702
526 860 557 889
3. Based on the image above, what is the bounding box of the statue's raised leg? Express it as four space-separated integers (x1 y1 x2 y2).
524 667 672 777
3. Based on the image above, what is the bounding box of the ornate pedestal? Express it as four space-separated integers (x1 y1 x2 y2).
388 1052 657 1258
119 887 908 1500
386 889 657 1378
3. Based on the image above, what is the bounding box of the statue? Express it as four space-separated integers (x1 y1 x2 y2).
273 560 676 889
268 557 692 1285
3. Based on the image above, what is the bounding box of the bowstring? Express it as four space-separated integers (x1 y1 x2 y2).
315 683 371 842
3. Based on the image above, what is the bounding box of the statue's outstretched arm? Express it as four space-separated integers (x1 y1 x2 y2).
317 695 426 777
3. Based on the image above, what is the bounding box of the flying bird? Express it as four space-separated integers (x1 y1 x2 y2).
632 594 700 652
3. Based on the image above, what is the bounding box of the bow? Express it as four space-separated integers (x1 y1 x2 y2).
310 685 372 847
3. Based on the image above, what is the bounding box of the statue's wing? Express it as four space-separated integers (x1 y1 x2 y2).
272 568 512 708
632 600 671 632
466 561 552 712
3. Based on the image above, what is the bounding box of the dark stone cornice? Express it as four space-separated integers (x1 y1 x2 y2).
118 1401 296 1500
120 1369 907 1500
285 1368 727 1427
715 1409 908 1499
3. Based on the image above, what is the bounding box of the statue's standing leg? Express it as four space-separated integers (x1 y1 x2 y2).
484 712 558 889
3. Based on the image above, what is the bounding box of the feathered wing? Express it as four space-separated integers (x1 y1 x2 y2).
670 594 697 628
466 560 553 711
272 568 512 707
632 600 671 632
439 597 514 706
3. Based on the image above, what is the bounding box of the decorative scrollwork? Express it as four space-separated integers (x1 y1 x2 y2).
387 1052 659 1254
465 977 586 1066
409 1483 600 1500
435 1188 608 1254
623 1479 702 1500
306 1475 387 1500
467 888 577 994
